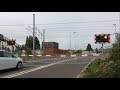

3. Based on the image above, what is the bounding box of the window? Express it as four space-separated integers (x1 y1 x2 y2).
3 52 13 58
0 51 4 57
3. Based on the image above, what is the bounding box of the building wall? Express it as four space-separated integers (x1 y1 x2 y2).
42 42 70 56
43 48 69 56
43 48 58 55
42 42 59 49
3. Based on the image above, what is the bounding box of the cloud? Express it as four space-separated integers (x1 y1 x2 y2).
0 12 119 50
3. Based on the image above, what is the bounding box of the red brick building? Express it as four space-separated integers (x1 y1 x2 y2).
42 42 69 56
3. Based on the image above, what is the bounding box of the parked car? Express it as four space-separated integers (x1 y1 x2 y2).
0 50 23 70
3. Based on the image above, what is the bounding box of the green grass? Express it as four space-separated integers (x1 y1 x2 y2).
82 55 107 78
81 34 120 78
82 54 120 78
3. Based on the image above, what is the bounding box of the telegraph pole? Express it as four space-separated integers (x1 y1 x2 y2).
43 29 45 42
69 32 71 54
33 14 35 59
42 29 45 55
113 24 117 34
113 23 119 42
119 12 120 32
118 12 120 39
113 24 117 40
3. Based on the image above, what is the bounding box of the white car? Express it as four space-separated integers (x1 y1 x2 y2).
0 50 23 70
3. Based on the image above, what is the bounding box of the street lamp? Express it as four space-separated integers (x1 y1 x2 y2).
69 32 71 54
69 32 77 54
73 32 77 50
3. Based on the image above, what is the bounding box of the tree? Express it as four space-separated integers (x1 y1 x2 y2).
86 44 93 51
73 49 82 54
22 45 32 55
25 35 40 50
25 36 33 50
15 45 22 54
35 36 40 50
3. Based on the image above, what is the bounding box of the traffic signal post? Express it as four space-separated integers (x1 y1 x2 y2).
95 34 110 59
101 43 104 58
95 34 110 44
7 39 16 53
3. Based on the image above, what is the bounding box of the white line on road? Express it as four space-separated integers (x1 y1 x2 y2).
1 58 77 78
76 57 96 78
23 65 42 67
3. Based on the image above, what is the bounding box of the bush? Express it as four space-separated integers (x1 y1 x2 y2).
73 49 82 54
82 33 120 78
83 57 108 78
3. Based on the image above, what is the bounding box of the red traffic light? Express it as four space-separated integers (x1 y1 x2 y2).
103 34 110 43
7 41 12 45
7 39 16 45
95 34 110 44
12 40 16 45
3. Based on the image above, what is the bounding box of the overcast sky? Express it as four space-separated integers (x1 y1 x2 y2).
0 12 119 50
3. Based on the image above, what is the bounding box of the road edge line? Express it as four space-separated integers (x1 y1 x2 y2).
76 57 96 78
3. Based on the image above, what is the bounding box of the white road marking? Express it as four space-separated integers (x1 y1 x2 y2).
60 62 89 65
73 58 78 60
1 58 77 78
81 54 88 56
23 65 42 67
76 57 96 78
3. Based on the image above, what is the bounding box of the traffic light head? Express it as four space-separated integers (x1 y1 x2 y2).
7 39 16 45
12 40 16 45
95 34 110 44
7 41 12 46
103 34 110 43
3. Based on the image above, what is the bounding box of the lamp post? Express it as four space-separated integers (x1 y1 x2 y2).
69 32 77 54
69 32 71 54
73 32 77 51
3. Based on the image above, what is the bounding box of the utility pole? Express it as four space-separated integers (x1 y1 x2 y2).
113 24 118 41
119 12 120 32
75 45 76 51
33 14 35 59
42 29 45 49
42 29 45 55
73 32 77 51
43 29 45 42
113 24 117 34
69 32 71 54
37 29 43 50
69 32 77 54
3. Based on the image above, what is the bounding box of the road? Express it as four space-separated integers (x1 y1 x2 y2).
0 56 95 78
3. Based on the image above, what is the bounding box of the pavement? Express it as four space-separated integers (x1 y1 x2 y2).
0 56 96 78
